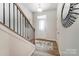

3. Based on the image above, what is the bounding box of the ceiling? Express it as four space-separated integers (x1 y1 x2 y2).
21 3 57 12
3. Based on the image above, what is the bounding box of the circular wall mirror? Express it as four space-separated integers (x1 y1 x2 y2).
61 3 79 28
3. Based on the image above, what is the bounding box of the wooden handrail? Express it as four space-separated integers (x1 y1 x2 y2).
14 3 35 31
36 38 55 42
0 3 35 44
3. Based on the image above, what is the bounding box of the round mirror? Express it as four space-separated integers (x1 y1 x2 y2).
61 3 79 28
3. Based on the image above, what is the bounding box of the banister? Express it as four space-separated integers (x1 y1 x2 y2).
0 3 35 44
14 3 35 31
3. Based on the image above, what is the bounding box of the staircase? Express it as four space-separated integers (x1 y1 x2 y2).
48 41 60 56
0 3 35 56
32 39 60 56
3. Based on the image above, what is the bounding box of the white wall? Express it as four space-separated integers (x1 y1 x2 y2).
57 3 79 56
33 10 57 41
0 23 35 56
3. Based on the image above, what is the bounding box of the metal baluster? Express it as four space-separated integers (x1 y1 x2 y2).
17 7 18 33
20 11 21 36
23 16 25 37
3 3 5 24
27 21 29 39
25 17 26 39
9 3 10 28
22 15 24 37
13 3 15 31
26 19 27 39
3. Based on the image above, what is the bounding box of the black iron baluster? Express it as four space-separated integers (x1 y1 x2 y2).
27 21 28 39
3 3 5 24
25 17 26 38
9 3 10 28
20 11 21 35
17 7 18 33
26 19 27 39
23 15 25 37
22 15 24 37
13 3 15 31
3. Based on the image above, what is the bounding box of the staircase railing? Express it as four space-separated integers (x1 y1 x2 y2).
0 3 35 44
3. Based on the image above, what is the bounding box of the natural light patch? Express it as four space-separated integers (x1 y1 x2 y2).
39 20 45 31
37 15 47 31
37 15 47 19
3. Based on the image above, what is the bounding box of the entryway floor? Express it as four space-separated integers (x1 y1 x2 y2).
32 46 53 56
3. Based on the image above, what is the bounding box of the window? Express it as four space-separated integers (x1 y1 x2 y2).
39 20 45 31
37 15 47 31
37 15 46 19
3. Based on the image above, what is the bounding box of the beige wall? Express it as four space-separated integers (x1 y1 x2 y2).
0 29 9 56
0 23 35 56
57 3 79 56
33 10 57 41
